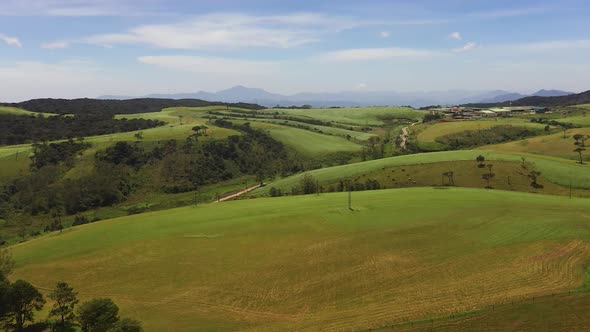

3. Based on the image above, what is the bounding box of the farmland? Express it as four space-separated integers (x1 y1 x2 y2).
10 188 590 331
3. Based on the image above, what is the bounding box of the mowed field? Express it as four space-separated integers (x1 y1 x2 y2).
10 188 590 331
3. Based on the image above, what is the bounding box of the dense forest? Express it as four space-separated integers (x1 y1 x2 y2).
0 114 164 145
0 98 264 116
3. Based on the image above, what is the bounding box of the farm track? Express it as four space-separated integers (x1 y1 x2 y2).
216 184 263 202
399 121 419 150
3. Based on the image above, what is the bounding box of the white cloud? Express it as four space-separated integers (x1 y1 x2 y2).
511 39 590 52
356 83 368 90
0 33 22 47
453 42 477 53
41 41 69 49
318 47 435 61
448 32 462 40
79 13 359 49
138 56 280 75
380 31 391 38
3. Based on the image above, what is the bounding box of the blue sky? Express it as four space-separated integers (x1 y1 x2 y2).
1 0 590 101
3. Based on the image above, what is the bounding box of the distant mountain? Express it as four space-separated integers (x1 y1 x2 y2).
479 89 573 104
531 89 573 97
98 86 578 108
465 90 590 108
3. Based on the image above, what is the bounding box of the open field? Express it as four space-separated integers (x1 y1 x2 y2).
261 106 424 126
0 106 55 117
252 150 590 195
484 128 590 160
381 292 590 331
10 188 590 331
557 115 590 127
416 118 550 143
237 120 363 156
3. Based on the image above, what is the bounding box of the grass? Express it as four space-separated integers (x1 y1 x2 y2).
380 292 590 331
484 128 590 160
252 150 590 195
417 118 550 143
260 106 424 126
235 120 363 156
0 106 55 117
9 188 590 331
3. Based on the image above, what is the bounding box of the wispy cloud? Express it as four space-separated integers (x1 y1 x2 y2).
448 32 462 41
318 47 436 61
41 41 69 49
0 33 22 47
380 31 391 38
453 42 477 53
72 13 362 50
138 56 280 75
511 39 590 52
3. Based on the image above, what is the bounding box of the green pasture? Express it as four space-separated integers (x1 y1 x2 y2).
253 150 590 195
261 106 424 126
0 106 55 117
417 118 550 143
10 188 590 331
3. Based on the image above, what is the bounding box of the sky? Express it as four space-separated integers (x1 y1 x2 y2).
1 0 590 101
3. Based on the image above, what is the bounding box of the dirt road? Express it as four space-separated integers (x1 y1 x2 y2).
399 121 419 150
216 184 263 202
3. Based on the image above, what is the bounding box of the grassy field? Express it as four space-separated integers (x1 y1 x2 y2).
380 291 590 331
10 188 590 331
484 128 590 160
416 118 550 143
237 120 363 156
0 106 55 117
261 106 424 126
252 150 590 195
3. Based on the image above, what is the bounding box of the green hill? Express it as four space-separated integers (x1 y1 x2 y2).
10 188 590 331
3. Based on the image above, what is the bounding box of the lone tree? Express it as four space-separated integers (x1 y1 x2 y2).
476 155 485 168
481 164 495 189
5 280 45 332
49 282 79 328
573 134 585 146
574 147 586 164
441 171 455 186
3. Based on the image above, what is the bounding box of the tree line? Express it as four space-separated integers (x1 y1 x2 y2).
0 250 143 332
0 98 264 117
0 114 164 145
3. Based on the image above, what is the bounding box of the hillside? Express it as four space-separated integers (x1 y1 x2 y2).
465 90 590 108
10 188 590 331
0 98 264 116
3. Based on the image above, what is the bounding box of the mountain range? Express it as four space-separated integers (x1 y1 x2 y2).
99 86 574 108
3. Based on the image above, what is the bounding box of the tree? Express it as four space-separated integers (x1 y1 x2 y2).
108 318 143 332
5 280 45 332
77 298 119 332
300 173 318 194
476 155 485 168
573 134 584 146
574 147 586 164
0 249 15 276
49 282 79 328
